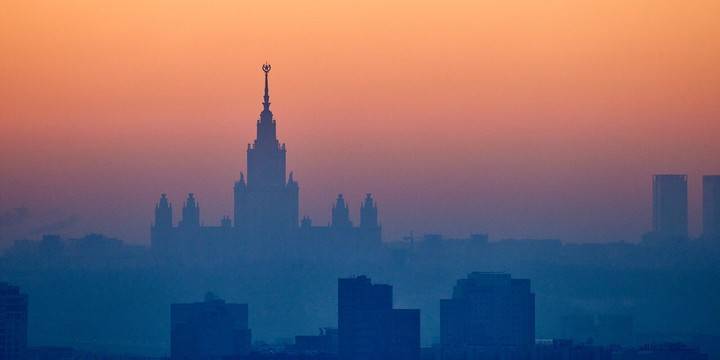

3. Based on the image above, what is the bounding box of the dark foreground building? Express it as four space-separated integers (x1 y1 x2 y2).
170 292 251 359
0 282 27 360
440 272 534 360
338 276 420 360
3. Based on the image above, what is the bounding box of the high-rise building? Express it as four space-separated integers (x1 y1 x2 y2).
441 272 534 360
652 174 688 239
703 175 720 240
0 282 28 360
170 292 251 359
338 276 420 360
150 65 382 257
234 63 299 239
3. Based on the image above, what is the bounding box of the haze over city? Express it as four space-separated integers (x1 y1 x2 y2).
2 0 719 246
2 2 720 360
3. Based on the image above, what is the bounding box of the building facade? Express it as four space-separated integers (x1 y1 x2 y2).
0 282 28 360
703 175 720 240
170 292 251 359
338 276 420 360
440 272 534 360
652 174 688 239
151 64 381 257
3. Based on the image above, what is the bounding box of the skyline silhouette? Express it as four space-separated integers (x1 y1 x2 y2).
1 63 718 247
1 63 717 358
2 1 720 245
150 65 382 260
1 3 719 358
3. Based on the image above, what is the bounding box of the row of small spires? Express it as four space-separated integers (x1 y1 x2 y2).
154 192 379 228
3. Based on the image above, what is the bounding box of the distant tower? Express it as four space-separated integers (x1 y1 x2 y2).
652 175 688 239
360 193 378 229
360 193 382 245
332 194 352 228
234 64 299 238
180 193 200 228
154 193 173 229
151 193 174 250
704 175 720 239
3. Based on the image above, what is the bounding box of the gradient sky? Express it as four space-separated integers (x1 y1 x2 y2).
1 0 719 246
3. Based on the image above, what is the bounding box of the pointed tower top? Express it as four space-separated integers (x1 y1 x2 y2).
363 193 375 208
157 193 170 208
185 193 198 208
334 194 347 209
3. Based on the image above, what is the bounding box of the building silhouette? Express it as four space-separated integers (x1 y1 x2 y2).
234 63 298 239
170 292 251 359
151 64 381 257
338 276 420 360
703 175 720 240
440 272 534 360
0 282 28 360
652 174 688 239
359 193 381 240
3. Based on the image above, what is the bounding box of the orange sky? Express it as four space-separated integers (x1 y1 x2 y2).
1 0 719 244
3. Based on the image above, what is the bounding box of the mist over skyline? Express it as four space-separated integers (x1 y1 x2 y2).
2 0 720 246
2 3 720 360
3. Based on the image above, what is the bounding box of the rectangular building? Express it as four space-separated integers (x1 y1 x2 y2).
338 276 420 360
440 272 534 360
703 175 720 239
653 174 688 239
0 282 28 360
170 292 251 359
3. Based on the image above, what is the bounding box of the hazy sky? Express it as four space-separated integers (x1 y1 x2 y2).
1 0 719 245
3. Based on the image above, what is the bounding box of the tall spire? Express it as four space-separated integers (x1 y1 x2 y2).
254 63 277 146
262 63 271 112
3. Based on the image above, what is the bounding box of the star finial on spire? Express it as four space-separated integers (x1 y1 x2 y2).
262 63 272 112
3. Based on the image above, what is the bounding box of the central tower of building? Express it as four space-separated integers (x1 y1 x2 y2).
234 64 299 239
